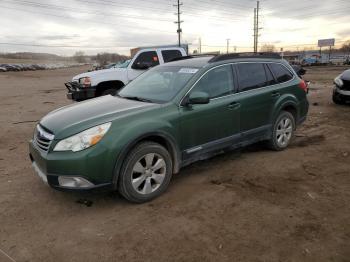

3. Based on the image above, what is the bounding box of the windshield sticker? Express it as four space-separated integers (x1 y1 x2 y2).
179 68 199 74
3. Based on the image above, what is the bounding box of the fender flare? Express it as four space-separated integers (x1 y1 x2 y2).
271 95 299 123
111 131 181 189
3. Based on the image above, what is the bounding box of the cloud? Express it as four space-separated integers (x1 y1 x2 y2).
0 0 348 55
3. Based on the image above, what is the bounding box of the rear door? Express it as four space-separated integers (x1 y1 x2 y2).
232 62 276 140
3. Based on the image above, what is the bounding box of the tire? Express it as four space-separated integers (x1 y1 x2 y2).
101 88 117 96
332 90 345 105
267 111 295 151
118 142 173 203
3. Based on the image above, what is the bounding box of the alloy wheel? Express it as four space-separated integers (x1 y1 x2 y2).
131 153 167 195
276 117 293 147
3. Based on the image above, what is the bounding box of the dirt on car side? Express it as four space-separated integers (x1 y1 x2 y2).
0 65 349 261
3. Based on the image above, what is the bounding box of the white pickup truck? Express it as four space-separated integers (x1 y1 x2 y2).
66 47 187 101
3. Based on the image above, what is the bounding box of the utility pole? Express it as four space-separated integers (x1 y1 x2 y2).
226 38 230 54
199 37 202 54
256 1 260 52
253 1 261 53
174 0 183 47
253 8 257 52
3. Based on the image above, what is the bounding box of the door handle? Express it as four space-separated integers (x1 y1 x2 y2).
271 91 280 98
228 102 240 110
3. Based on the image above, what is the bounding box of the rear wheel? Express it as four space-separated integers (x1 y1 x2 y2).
118 142 173 203
267 111 295 151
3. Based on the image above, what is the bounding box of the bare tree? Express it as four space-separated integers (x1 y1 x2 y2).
340 41 350 55
73 51 86 63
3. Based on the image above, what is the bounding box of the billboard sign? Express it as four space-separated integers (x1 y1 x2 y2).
318 38 335 47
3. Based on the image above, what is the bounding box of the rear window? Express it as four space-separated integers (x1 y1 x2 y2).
162 50 183 63
268 63 294 83
236 63 268 92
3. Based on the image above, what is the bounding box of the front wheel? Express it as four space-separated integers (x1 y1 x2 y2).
118 142 173 203
267 111 295 151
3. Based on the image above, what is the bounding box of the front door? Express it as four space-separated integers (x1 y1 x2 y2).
179 64 240 159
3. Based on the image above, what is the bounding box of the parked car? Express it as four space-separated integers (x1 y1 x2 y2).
29 53 309 203
333 69 350 104
66 47 187 101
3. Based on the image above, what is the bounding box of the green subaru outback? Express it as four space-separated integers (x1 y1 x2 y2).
29 53 309 203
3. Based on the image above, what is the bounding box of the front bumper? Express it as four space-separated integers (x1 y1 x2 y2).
65 81 96 101
29 140 113 192
334 87 350 97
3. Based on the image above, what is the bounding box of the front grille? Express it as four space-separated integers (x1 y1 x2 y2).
341 80 350 91
34 125 54 152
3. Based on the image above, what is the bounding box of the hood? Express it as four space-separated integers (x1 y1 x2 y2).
72 67 126 81
40 95 156 139
340 69 350 81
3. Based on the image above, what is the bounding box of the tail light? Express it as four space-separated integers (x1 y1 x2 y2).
299 80 308 93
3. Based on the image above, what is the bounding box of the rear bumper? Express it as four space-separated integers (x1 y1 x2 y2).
65 82 96 101
29 140 113 192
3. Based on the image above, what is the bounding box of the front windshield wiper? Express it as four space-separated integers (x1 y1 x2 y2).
120 96 154 103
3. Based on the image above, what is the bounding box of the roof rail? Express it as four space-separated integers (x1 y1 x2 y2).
169 54 214 62
208 52 281 63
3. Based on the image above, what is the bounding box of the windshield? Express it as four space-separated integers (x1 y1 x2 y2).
119 66 199 103
115 59 131 68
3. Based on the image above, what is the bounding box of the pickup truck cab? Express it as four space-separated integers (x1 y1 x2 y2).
66 47 187 101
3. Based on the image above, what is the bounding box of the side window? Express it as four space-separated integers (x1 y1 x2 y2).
132 51 159 68
268 63 293 83
236 63 268 92
162 50 182 63
265 64 278 86
191 65 234 99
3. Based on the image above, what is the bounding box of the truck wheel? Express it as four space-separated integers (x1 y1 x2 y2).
118 142 173 203
101 89 117 96
267 111 295 151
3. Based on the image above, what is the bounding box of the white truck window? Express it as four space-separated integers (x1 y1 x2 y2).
162 50 183 62
132 51 159 68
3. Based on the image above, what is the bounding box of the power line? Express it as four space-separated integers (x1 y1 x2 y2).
2 0 173 22
0 4 177 35
76 0 250 23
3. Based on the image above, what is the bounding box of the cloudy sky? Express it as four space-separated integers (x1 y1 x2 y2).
0 0 349 56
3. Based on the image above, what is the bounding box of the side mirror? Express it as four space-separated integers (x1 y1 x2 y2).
188 91 210 105
131 62 151 70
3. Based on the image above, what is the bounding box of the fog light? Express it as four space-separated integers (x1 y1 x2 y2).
58 176 94 188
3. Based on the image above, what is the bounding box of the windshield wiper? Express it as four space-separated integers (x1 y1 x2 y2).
120 96 154 103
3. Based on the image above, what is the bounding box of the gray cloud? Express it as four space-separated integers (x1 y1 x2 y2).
0 0 348 55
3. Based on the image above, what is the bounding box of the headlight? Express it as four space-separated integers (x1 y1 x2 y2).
79 77 91 87
54 122 111 152
334 75 343 87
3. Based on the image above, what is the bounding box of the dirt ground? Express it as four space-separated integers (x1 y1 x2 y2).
0 65 349 262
